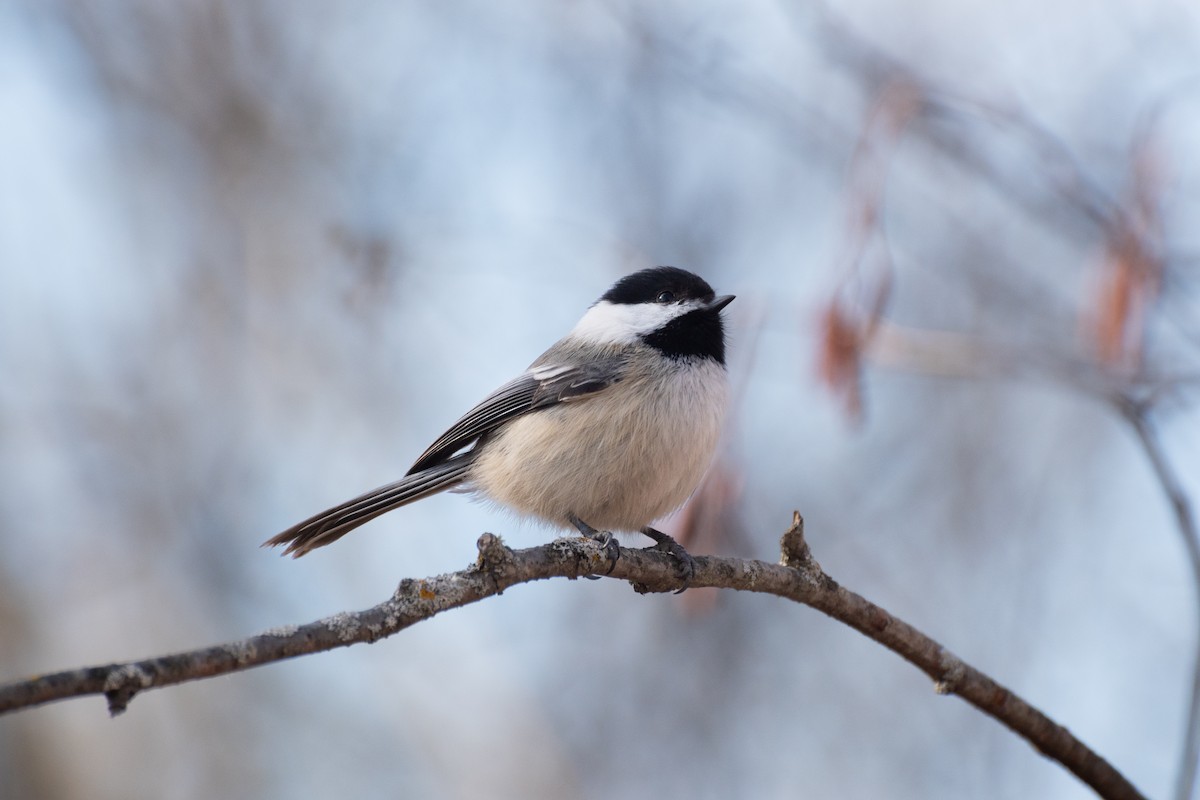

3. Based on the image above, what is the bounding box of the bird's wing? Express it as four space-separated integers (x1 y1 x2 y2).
406 357 627 474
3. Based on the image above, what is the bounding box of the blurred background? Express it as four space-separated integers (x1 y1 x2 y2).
2 1 1199 798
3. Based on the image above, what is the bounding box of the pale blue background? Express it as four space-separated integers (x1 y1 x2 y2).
1 2 1198 798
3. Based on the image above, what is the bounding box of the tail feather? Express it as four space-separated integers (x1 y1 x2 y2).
264 455 473 557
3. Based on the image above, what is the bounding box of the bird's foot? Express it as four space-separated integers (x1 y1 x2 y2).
641 527 696 594
568 513 620 576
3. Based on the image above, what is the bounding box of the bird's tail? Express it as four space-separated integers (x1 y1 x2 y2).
263 454 474 557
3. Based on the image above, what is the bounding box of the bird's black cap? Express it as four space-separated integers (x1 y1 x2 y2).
600 267 716 306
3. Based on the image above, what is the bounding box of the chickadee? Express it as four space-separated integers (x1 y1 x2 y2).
265 267 733 587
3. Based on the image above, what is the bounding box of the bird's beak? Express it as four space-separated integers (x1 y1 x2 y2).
708 294 735 312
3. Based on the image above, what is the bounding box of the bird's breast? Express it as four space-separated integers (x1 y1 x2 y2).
469 360 728 531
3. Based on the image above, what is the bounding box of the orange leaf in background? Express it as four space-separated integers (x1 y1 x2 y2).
1089 136 1163 369
818 300 866 420
1093 231 1143 367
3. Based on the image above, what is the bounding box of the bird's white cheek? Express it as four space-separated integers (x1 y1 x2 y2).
570 301 681 346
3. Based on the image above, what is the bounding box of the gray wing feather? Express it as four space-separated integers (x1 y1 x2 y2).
407 357 626 474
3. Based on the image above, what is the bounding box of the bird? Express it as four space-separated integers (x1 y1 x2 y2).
265 266 734 588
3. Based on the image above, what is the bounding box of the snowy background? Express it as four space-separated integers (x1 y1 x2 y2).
2 2 1199 798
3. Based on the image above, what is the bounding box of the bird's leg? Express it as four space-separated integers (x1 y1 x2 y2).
568 513 620 576
640 527 696 594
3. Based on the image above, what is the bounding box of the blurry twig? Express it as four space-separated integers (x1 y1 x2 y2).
0 520 1146 800
1115 396 1200 800
815 10 1120 240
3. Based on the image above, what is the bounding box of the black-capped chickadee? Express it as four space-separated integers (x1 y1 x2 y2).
265 267 734 587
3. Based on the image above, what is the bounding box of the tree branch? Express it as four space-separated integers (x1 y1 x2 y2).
0 516 1146 800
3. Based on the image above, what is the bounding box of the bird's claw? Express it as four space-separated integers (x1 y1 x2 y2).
568 513 620 577
588 530 620 575
641 528 696 593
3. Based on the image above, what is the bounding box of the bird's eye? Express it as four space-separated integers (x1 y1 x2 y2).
656 290 676 304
